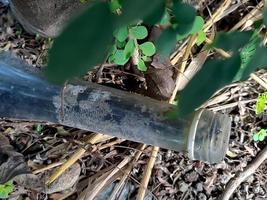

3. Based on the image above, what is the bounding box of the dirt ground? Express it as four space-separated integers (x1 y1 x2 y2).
0 1 267 200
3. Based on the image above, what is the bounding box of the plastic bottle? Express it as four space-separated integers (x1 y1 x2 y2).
0 53 231 163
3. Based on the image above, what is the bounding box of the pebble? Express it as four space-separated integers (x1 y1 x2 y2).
196 182 203 192
198 192 207 200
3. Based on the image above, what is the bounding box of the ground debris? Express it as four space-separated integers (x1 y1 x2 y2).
0 1 267 199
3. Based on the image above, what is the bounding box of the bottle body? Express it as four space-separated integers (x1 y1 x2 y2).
0 53 231 163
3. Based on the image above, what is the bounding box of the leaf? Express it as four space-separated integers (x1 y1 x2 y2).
253 129 267 142
234 31 260 81
253 133 259 141
130 26 148 40
45 3 115 84
255 92 267 115
118 0 164 26
139 42 156 56
116 40 126 48
159 10 171 26
211 31 252 52
172 1 196 35
241 47 267 80
36 124 43 134
172 1 196 24
114 26 128 42
156 28 177 58
264 7 267 26
176 33 189 41
109 44 117 55
178 54 241 116
143 1 165 25
196 30 206 46
124 39 135 58
176 16 204 41
226 150 238 158
113 50 129 65
110 0 122 13
108 54 115 63
137 58 147 71
0 181 13 199
80 0 89 3
259 132 266 141
190 16 205 34
142 55 151 62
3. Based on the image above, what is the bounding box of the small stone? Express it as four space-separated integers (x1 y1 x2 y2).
179 182 189 193
198 192 207 200
252 185 265 195
220 174 231 185
45 163 81 194
196 182 203 192
184 171 199 182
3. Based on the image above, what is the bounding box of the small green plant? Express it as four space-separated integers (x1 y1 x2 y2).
108 25 156 71
255 92 267 115
0 181 14 199
253 129 267 142
46 0 267 116
79 0 88 3
35 124 44 134
109 0 122 13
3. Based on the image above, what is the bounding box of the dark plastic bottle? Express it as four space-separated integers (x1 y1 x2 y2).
0 53 231 163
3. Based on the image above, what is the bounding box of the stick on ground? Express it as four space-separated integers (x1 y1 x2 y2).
220 145 267 200
46 133 109 185
136 146 159 200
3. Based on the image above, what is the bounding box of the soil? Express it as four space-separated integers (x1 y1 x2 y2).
0 1 267 200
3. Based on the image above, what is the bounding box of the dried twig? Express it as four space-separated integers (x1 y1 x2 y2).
171 0 231 66
46 133 109 185
230 1 264 31
33 161 65 174
250 73 267 90
220 146 267 200
209 99 256 112
206 39 267 91
82 157 132 200
98 138 125 150
108 144 146 200
136 146 159 200
169 34 197 102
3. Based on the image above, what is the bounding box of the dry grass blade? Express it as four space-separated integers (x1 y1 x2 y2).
169 34 197 103
220 146 267 200
98 138 125 150
46 133 108 185
175 27 216 92
220 0 250 20
108 144 146 200
230 1 264 31
250 73 267 90
209 99 257 112
80 156 132 200
136 146 159 200
205 42 267 92
204 0 232 32
33 161 65 174
171 0 231 66
202 2 267 106
202 86 242 108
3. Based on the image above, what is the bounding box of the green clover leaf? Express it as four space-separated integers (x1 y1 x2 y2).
139 42 156 56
